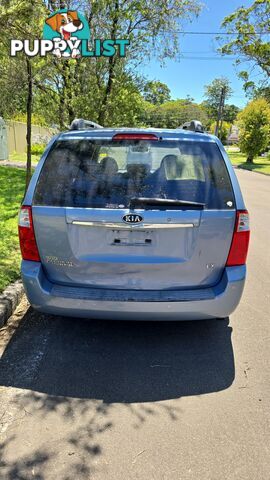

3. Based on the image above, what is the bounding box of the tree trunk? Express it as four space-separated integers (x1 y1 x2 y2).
246 155 254 164
66 61 75 124
25 58 32 195
59 90 65 130
215 87 226 138
98 0 119 125
57 61 75 128
98 56 116 125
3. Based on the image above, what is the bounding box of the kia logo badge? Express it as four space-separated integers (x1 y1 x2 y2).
122 214 143 224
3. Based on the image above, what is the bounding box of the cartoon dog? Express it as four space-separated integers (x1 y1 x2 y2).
45 11 83 58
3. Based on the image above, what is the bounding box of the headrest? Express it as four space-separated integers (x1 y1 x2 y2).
160 155 184 179
99 156 118 176
127 145 152 169
127 164 150 177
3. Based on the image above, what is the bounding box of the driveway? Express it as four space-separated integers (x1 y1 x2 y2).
0 169 269 480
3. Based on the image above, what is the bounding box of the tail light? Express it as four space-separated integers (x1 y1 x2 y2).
226 210 250 266
18 206 40 262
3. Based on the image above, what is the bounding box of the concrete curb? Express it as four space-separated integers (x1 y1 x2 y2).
233 165 270 176
0 281 24 328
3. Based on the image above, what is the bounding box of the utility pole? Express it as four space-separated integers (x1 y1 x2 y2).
215 86 226 138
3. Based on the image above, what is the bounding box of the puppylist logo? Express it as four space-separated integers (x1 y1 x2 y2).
10 9 129 58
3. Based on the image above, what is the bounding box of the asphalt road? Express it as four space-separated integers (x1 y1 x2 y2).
0 169 269 480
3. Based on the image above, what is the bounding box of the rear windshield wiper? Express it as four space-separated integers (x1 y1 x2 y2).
129 197 205 209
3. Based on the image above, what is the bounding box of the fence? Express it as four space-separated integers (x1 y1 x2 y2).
6 121 55 156
0 117 8 160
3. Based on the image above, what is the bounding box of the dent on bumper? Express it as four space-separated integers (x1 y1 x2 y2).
21 260 246 320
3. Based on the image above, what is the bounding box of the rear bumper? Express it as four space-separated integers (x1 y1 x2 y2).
21 261 246 320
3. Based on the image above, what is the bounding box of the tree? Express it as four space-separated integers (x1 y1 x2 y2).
223 104 240 123
0 0 203 149
220 0 270 88
249 85 270 102
84 0 202 124
142 99 209 129
237 98 270 163
74 70 147 127
204 77 233 137
0 0 47 191
23 0 202 127
143 81 171 105
209 121 231 144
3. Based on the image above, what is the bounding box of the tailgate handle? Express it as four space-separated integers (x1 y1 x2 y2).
71 221 195 229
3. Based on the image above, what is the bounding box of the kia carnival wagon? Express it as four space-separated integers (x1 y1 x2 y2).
18 121 250 320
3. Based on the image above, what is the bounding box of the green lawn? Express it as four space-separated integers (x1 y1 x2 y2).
0 166 26 292
8 152 40 165
227 151 270 175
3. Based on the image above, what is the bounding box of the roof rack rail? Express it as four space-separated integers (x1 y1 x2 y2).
178 120 204 133
70 118 103 131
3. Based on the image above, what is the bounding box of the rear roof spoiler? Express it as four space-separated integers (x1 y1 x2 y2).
178 120 204 133
70 118 103 130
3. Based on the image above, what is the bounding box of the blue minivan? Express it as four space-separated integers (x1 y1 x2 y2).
18 121 250 320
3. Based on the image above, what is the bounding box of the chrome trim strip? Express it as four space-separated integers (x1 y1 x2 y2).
71 221 195 229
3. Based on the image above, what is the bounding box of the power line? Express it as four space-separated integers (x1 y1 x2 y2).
179 56 239 60
176 51 247 60
180 50 227 53
161 30 270 35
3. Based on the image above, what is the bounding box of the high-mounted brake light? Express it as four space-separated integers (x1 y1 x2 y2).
112 133 159 141
18 206 40 262
226 210 250 266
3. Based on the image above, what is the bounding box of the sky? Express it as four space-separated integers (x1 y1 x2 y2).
140 0 259 108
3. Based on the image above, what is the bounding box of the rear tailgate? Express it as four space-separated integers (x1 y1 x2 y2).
32 136 236 290
32 206 234 289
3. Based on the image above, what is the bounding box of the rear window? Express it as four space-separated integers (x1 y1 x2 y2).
33 139 235 209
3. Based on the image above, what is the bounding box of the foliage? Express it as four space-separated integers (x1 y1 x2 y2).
30 143 46 155
222 104 240 123
143 81 171 105
0 0 50 189
237 98 270 162
220 0 270 87
10 113 48 127
142 99 209 129
72 69 147 127
203 77 233 121
88 0 202 62
0 0 202 129
209 121 231 143
0 57 27 118
248 85 270 102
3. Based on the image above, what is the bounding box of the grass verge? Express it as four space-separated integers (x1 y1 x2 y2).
8 152 40 165
0 166 25 292
228 152 270 175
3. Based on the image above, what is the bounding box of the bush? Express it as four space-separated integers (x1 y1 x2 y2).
209 121 231 143
237 98 270 163
10 113 48 126
30 143 46 155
